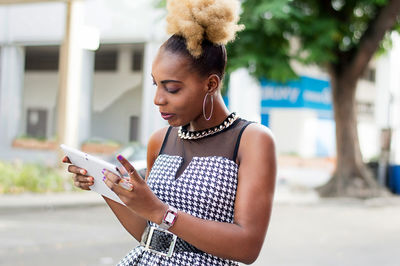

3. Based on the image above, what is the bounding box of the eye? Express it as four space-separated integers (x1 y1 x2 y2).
166 87 180 94
152 80 157 86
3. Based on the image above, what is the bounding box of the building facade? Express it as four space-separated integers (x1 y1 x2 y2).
0 0 168 164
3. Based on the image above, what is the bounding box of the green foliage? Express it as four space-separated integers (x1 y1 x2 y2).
0 161 67 194
154 0 166 8
227 0 400 82
153 0 400 83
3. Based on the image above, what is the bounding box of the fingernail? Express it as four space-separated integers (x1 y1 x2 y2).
101 169 105 174
80 169 85 175
117 155 123 161
102 176 106 181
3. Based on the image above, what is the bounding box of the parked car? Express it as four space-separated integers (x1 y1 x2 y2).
107 143 147 179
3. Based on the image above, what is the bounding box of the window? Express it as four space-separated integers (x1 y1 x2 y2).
356 101 374 116
132 50 143 71
95 50 118 71
361 68 375 82
25 46 59 71
129 116 139 142
26 108 48 138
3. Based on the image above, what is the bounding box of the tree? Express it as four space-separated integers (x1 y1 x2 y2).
228 0 400 197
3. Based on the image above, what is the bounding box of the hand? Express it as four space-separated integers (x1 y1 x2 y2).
103 154 167 224
62 156 94 190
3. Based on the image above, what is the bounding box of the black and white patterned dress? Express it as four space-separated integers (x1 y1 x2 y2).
118 118 253 266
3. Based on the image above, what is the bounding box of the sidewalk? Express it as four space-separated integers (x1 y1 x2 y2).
0 191 105 214
2 162 400 213
0 183 322 214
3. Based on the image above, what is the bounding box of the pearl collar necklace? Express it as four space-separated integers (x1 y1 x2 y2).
178 112 239 140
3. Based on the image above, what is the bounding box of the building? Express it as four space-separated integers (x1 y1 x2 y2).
0 0 168 164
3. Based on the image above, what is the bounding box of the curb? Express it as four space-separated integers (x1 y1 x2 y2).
0 192 105 214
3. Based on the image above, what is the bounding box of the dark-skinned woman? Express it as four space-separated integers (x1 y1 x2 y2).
63 0 276 265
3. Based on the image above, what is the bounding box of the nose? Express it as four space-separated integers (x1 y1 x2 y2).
154 87 167 106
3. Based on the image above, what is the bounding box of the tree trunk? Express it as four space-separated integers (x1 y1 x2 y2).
317 0 400 198
317 72 387 198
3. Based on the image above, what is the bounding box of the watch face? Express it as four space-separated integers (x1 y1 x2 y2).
165 212 176 224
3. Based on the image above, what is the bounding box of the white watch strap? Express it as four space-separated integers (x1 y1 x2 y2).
159 205 178 230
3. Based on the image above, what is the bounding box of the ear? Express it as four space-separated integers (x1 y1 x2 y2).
206 74 221 95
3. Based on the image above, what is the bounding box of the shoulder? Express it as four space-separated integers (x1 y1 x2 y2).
145 126 170 180
243 122 275 144
147 126 170 157
237 122 276 163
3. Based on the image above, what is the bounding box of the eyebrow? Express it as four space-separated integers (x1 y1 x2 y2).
151 75 183 84
161 80 183 84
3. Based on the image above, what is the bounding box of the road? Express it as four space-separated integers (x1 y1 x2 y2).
1 199 400 266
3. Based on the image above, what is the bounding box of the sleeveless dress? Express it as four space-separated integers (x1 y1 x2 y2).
118 117 253 266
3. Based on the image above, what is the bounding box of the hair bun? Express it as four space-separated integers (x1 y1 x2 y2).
166 0 244 57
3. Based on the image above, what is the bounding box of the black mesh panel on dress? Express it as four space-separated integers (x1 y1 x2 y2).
160 118 249 178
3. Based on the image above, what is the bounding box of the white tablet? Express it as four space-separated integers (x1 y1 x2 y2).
60 144 125 206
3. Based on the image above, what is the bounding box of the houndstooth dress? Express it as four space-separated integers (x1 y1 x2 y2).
118 117 253 266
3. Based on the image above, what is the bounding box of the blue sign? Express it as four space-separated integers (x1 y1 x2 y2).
260 76 332 111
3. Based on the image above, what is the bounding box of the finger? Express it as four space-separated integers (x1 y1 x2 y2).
68 165 87 175
74 181 91 191
117 155 142 183
103 169 133 191
62 156 71 164
104 177 121 194
72 176 94 190
116 166 128 176
103 172 133 192
74 174 94 183
103 169 121 184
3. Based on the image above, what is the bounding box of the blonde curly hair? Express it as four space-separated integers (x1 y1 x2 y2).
166 0 244 58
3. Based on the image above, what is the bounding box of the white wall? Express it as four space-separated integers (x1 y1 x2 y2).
229 68 261 122
92 86 142 144
390 33 400 164
0 0 167 45
375 32 400 164
0 3 65 44
269 109 318 157
357 78 379 160
23 71 59 138
84 0 167 43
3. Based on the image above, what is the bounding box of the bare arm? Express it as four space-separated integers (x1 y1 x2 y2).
167 124 276 263
103 123 276 264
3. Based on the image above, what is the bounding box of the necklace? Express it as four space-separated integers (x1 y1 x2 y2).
178 112 239 140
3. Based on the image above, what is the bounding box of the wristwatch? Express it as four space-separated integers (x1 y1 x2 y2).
159 205 178 230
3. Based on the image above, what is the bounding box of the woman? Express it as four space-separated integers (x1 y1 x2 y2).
63 0 276 265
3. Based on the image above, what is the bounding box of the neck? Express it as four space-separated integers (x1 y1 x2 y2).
188 93 230 132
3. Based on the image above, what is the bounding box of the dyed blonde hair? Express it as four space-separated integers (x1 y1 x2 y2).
166 0 244 58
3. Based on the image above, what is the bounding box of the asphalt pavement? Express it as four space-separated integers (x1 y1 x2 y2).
1 166 400 266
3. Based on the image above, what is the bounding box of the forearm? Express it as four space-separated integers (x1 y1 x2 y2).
168 211 265 264
103 196 147 241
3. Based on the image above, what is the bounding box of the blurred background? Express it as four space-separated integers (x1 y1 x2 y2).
0 0 400 265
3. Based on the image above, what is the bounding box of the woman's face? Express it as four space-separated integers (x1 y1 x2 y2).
151 48 208 127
